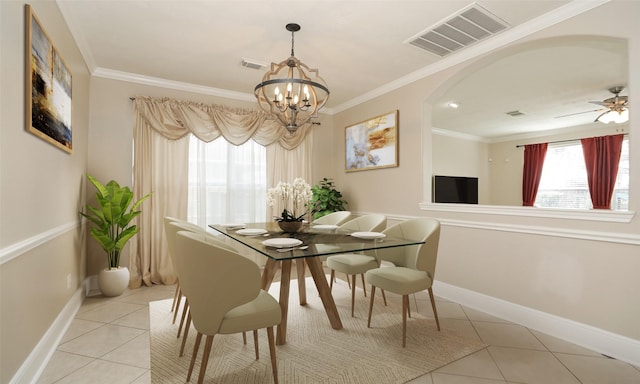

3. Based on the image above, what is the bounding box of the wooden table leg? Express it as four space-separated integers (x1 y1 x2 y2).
261 259 278 291
305 257 343 330
296 260 307 306
276 260 292 345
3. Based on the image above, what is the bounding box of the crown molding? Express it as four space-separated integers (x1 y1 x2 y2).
332 0 610 113
60 0 609 112
92 68 257 102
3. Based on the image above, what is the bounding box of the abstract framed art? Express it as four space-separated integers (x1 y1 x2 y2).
25 4 72 153
345 110 398 172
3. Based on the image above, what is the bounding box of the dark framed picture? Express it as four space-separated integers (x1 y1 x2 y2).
345 110 398 172
25 4 72 153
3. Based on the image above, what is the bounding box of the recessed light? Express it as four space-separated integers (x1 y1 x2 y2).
447 102 460 108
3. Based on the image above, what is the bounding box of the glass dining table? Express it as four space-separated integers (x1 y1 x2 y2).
209 222 424 345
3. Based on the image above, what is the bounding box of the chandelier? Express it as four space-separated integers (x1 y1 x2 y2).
254 23 330 133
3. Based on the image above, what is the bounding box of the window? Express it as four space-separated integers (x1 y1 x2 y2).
534 138 629 210
187 137 267 226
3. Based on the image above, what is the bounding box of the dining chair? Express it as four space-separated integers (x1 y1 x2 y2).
174 230 282 384
165 219 241 357
325 214 387 316
311 210 352 226
164 217 203 322
365 217 441 347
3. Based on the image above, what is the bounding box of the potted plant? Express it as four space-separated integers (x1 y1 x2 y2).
80 174 151 296
267 178 313 232
310 178 348 220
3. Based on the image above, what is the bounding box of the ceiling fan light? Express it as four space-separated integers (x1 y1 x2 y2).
596 108 629 124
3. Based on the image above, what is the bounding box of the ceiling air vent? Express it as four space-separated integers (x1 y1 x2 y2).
506 110 525 117
407 4 509 57
240 58 266 70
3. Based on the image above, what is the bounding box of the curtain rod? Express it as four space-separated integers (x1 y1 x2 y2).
515 133 627 148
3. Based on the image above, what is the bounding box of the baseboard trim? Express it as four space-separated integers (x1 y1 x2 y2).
10 279 88 384
433 280 640 367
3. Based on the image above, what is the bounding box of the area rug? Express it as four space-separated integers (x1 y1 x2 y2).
150 277 486 384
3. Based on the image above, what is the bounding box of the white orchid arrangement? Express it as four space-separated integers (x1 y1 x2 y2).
267 178 313 222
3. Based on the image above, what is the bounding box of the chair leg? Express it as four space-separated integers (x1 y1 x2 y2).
177 299 189 338
243 331 247 344
402 295 409 348
329 269 335 291
179 311 192 357
171 281 180 312
267 326 279 384
345 273 351 289
350 274 357 317
381 289 387 306
172 290 183 324
367 286 376 328
187 332 202 382
428 287 441 331
360 274 367 297
253 329 259 359
197 335 214 384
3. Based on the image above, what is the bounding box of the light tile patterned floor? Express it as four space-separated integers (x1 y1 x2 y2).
38 278 640 384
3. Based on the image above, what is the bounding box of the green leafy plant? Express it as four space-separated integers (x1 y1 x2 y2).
80 175 151 269
310 178 348 220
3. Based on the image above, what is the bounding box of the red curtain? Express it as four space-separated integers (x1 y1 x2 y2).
522 143 548 206
581 134 624 209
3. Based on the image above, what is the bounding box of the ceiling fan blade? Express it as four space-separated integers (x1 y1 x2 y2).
554 108 604 119
588 101 610 107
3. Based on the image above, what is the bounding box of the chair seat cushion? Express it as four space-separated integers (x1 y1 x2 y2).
366 267 432 295
219 290 281 334
326 253 378 275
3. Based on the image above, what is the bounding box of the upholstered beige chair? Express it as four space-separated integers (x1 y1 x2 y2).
164 219 239 356
365 218 441 347
311 210 352 226
174 230 281 384
163 217 203 324
325 214 387 316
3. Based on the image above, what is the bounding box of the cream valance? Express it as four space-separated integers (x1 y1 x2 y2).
132 96 311 149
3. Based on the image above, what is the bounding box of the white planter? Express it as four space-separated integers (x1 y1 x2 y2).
98 266 130 297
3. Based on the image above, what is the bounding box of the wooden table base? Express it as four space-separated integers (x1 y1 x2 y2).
261 257 343 345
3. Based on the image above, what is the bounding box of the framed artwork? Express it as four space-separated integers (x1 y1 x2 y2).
345 110 398 172
25 4 72 153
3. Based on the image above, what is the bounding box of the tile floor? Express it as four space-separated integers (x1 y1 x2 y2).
38 276 640 384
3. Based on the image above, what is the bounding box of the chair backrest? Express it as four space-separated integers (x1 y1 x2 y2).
312 211 352 226
165 219 236 269
337 214 387 233
174 230 261 335
377 218 440 279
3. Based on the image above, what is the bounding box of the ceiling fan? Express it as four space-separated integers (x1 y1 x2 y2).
555 86 629 123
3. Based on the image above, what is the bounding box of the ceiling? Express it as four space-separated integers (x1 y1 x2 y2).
56 0 626 137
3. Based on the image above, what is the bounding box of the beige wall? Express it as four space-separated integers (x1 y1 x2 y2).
0 1 90 382
332 0 640 346
1 1 639 381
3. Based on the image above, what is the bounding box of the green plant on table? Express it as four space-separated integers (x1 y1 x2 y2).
310 177 348 220
80 174 151 269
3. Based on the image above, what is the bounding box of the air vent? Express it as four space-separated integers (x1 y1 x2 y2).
407 4 509 57
506 110 525 117
240 58 266 70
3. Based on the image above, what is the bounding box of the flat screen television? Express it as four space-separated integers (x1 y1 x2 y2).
433 175 478 204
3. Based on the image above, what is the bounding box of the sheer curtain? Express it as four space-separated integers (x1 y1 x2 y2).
130 96 313 286
188 137 267 226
